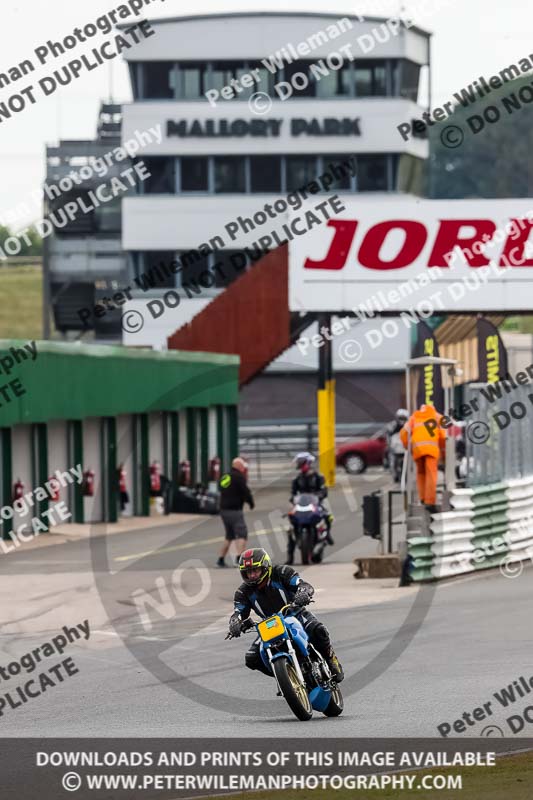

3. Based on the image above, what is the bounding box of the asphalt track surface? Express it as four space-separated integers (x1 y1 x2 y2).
0 468 531 739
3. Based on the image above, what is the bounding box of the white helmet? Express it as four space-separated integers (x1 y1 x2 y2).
395 408 408 422
293 452 316 470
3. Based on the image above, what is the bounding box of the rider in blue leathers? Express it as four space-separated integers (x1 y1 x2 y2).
227 547 344 682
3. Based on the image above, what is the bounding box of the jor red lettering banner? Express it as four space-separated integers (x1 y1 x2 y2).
289 197 533 313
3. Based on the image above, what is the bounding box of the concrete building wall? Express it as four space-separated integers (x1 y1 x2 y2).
208 408 217 461
148 411 165 468
120 13 430 64
47 420 72 527
240 371 405 424
179 411 187 462
0 342 239 529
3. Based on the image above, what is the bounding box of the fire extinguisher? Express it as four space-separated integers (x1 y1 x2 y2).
119 467 127 494
48 477 60 502
179 459 191 487
83 469 95 497
12 479 24 503
149 462 161 493
208 456 221 482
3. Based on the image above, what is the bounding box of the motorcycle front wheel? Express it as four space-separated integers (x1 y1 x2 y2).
300 529 312 565
273 658 313 721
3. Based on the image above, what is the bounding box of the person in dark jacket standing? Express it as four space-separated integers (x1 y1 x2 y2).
217 457 255 568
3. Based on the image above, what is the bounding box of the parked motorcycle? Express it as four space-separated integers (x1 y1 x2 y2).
226 601 343 722
287 493 329 565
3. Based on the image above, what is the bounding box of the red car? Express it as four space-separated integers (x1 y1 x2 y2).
336 430 387 474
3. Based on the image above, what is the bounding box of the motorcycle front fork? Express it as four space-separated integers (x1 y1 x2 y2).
268 640 306 691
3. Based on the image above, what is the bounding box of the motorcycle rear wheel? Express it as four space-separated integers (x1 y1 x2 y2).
273 658 313 721
323 684 344 717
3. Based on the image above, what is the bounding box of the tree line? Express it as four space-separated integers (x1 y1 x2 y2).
0 225 42 257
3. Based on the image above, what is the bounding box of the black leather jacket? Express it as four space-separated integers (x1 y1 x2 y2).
290 471 327 502
219 468 254 510
231 565 313 621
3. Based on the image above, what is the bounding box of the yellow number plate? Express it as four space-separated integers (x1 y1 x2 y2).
257 615 285 642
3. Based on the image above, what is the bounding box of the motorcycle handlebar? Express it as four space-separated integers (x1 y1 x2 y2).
280 600 314 615
225 602 314 639
225 618 255 640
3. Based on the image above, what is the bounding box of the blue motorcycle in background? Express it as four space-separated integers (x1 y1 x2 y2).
227 602 343 721
287 493 329 565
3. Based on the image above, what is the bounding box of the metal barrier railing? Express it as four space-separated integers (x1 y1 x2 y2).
465 381 533 486
239 419 385 480
0 256 42 268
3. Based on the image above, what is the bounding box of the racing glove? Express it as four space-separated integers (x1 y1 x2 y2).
228 613 242 637
293 586 313 607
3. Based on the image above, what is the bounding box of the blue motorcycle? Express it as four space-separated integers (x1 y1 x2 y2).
227 602 343 721
287 493 329 565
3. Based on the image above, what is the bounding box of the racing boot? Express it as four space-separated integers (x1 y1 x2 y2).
325 514 335 546
286 536 296 566
326 647 344 682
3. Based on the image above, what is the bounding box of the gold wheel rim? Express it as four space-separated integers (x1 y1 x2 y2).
332 686 342 707
287 664 310 710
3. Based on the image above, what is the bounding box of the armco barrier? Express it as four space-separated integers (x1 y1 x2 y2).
407 476 533 581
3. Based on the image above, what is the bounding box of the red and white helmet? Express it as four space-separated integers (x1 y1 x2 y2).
293 452 315 473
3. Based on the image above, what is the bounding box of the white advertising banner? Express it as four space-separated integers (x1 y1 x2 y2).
289 197 533 313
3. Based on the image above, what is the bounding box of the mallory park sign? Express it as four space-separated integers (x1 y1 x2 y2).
166 117 361 138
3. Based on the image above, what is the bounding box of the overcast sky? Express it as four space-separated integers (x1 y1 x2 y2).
0 0 530 229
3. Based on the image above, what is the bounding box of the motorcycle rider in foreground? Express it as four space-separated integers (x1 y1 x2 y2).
290 453 334 555
228 547 344 682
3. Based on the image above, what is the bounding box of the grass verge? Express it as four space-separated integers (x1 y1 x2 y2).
205 750 533 800
0 265 44 340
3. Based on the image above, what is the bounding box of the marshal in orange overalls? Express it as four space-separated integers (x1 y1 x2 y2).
400 405 446 506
